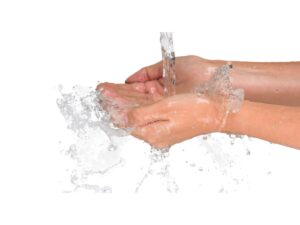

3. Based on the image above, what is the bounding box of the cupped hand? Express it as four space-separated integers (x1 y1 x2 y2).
96 82 164 127
126 93 224 149
125 55 221 94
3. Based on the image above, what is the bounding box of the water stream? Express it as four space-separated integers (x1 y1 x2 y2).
134 32 178 192
160 32 176 96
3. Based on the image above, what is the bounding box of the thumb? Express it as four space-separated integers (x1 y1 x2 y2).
125 61 162 83
126 102 168 127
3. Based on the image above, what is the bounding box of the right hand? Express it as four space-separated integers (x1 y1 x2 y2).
126 93 223 149
125 55 222 94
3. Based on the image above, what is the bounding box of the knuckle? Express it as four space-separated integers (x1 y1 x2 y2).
96 82 109 91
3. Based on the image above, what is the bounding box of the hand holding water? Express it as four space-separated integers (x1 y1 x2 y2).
125 55 216 94
126 93 226 149
97 55 300 149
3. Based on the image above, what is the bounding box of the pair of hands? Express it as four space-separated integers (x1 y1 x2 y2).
97 56 226 148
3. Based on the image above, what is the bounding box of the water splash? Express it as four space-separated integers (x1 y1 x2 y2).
55 33 270 194
160 32 176 96
135 148 178 193
57 85 129 192
194 63 244 130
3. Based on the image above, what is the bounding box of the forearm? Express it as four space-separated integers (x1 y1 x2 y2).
212 60 300 106
224 100 300 149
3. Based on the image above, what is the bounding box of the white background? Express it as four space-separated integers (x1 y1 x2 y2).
1 0 300 224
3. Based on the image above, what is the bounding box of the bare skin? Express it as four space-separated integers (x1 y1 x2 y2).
96 55 300 149
126 94 300 149
125 55 300 106
98 82 163 127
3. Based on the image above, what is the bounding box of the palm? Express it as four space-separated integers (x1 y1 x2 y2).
96 56 214 124
126 56 213 94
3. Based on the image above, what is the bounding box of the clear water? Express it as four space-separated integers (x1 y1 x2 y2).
194 63 244 130
133 32 178 193
135 148 178 193
57 85 129 192
160 32 176 96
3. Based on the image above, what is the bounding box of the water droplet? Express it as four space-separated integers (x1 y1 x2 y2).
246 149 251 155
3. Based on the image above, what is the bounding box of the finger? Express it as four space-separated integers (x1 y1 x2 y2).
114 86 164 103
96 82 120 98
120 81 164 96
125 61 163 83
127 101 168 127
111 82 159 94
100 87 164 121
131 121 171 148
96 82 113 92
112 95 151 107
100 82 164 105
128 83 147 93
144 80 164 95
102 87 156 106
100 83 149 97
105 83 147 93
98 82 164 97
98 83 145 101
114 87 150 99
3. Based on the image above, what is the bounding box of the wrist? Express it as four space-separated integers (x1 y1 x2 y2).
192 57 225 82
203 59 226 79
221 100 249 135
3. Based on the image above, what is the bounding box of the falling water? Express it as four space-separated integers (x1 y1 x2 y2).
134 32 179 192
135 148 178 193
160 32 176 96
